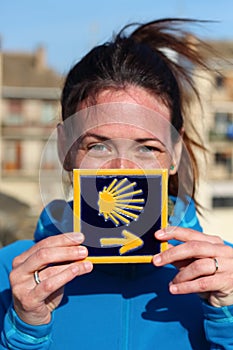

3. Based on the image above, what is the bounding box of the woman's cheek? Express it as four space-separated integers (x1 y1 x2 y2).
134 155 171 170
75 153 108 169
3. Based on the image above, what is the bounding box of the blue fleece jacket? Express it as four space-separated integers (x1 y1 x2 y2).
1 198 233 350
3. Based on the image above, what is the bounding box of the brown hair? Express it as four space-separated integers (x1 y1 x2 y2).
61 18 210 206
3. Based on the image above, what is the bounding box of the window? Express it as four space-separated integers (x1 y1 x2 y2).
215 75 225 89
212 112 233 140
40 140 58 170
2 141 22 170
212 196 233 208
5 100 24 125
41 102 56 124
214 151 232 174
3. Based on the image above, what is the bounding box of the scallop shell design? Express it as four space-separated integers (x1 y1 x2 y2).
98 177 145 226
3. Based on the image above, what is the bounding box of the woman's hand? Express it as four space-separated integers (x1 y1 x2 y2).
153 227 233 307
10 232 93 326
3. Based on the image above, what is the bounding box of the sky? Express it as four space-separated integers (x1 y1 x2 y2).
1 0 233 75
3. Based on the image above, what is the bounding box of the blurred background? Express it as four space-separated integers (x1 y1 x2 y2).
0 0 233 246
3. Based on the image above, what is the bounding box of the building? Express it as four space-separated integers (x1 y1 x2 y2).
195 40 233 240
0 46 63 242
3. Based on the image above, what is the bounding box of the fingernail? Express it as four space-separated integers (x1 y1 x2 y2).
156 229 166 238
169 284 178 294
153 254 162 265
84 260 93 271
69 232 84 243
78 246 88 258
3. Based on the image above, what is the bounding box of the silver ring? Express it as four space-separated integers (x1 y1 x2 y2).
213 258 219 274
34 270 41 285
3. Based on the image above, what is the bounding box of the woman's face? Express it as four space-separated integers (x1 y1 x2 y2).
61 86 180 173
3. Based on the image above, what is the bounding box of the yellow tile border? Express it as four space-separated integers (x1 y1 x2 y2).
73 169 168 263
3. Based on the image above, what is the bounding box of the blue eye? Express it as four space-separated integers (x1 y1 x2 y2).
87 143 109 154
139 146 156 152
90 144 106 151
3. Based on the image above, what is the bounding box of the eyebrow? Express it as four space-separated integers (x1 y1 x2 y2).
81 132 165 145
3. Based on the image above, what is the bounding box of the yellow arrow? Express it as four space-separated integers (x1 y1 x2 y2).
100 230 144 255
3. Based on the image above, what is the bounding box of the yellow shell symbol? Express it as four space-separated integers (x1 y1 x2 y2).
98 178 144 226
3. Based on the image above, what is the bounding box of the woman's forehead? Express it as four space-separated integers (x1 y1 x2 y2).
80 123 164 141
74 87 171 134
64 101 178 154
73 103 171 138
80 86 171 120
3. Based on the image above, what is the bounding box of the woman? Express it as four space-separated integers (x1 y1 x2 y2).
1 18 233 349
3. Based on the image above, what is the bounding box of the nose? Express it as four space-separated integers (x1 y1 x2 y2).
103 157 138 169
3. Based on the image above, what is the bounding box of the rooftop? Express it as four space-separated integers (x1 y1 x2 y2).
2 46 63 88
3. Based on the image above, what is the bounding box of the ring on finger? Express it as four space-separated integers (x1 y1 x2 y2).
213 257 219 274
34 270 41 285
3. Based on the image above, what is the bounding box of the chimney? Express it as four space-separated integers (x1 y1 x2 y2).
34 45 46 69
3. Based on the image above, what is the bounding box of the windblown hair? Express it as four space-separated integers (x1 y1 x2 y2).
61 18 210 207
